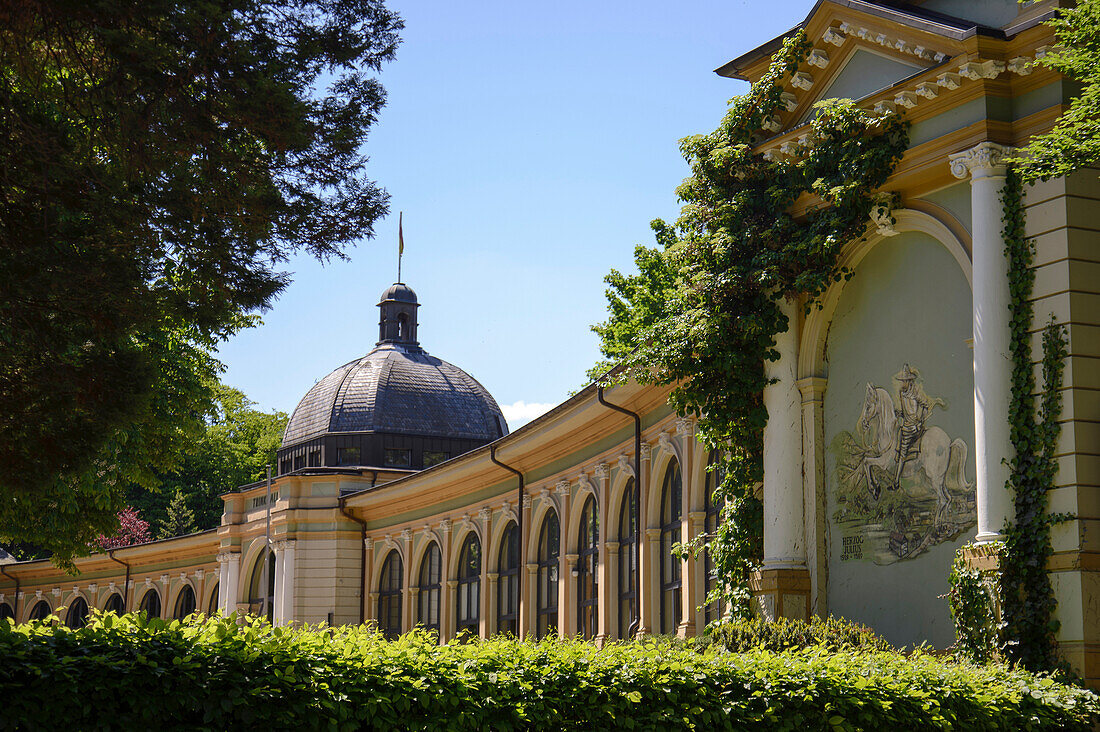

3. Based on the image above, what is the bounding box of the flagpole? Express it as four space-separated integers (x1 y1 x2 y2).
397 211 404 283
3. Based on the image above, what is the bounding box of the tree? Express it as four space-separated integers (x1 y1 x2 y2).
1016 0 1100 181
128 383 288 534
0 0 402 563
94 508 152 551
157 490 197 540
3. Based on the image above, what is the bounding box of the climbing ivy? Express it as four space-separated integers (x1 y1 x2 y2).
947 541 1002 664
591 30 909 617
998 167 1071 671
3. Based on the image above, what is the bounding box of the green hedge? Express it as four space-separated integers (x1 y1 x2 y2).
1 614 1097 731
704 615 893 653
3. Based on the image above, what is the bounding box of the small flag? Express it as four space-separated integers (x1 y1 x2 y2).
398 212 404 256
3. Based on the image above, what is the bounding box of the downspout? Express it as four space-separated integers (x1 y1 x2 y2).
597 385 642 637
489 445 524 630
107 550 131 612
0 565 19 619
339 497 368 624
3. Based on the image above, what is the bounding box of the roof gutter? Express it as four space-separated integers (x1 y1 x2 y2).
597 385 642 637
490 445 525 632
106 550 131 612
339 497 368 624
0 565 19 619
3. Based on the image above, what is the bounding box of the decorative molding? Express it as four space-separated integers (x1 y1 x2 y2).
894 90 917 109
554 479 571 497
873 100 896 115
657 431 673 455
274 539 296 552
639 443 652 461
915 82 939 99
949 141 1012 179
594 462 610 480
35 589 43 600
144 578 153 588
216 551 237 564
87 583 98 594
159 574 170 585
1008 56 1032 76
779 92 797 112
576 473 596 495
823 27 845 46
51 587 61 597
478 506 492 523
936 72 961 90
869 192 899 237
364 536 374 551
108 582 117 592
400 528 413 544
179 572 189 582
790 72 813 91
958 59 1004 81
779 140 799 157
500 501 518 523
438 519 452 536
675 417 695 438
616 454 636 479
807 49 829 68
761 115 782 133
193 570 204 581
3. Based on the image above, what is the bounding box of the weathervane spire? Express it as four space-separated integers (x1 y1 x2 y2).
397 211 404 283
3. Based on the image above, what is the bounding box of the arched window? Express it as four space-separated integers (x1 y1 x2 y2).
138 589 161 619
208 583 220 615
397 312 409 339
536 509 560 639
0 602 13 622
456 533 481 637
104 593 125 614
248 549 275 620
618 479 637 639
174 585 196 620
378 550 403 639
28 600 51 622
704 450 726 625
659 460 683 635
417 542 442 634
497 522 519 636
576 496 598 639
66 597 89 628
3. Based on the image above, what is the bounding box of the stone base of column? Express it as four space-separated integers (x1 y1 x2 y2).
750 567 810 622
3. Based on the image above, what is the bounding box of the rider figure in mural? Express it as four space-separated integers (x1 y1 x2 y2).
892 364 945 489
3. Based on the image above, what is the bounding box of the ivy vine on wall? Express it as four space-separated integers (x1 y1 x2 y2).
590 30 910 617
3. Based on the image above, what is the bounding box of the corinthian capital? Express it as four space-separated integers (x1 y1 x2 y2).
949 142 1012 180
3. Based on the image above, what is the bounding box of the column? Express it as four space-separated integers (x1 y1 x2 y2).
762 295 806 568
486 573 499 635
439 521 452 642
275 540 296 626
677 419 697 638
754 295 810 621
401 530 414 632
218 551 240 615
798 376 829 617
524 562 538 637
272 543 285 622
519 494 533 638
636 443 654 635
556 481 572 638
594 463 612 643
949 141 1014 543
363 537 375 622
688 511 707 633
479 508 492 638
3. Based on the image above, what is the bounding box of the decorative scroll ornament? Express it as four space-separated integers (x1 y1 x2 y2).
478 506 492 523
594 462 610 480
500 501 518 523
554 480 571 497
400 528 413 544
657 431 673 455
216 552 236 564
675 417 695 438
639 442 653 461
438 519 452 536
869 192 900 236
363 536 374 552
576 473 596 495
949 141 1011 179
616 454 635 478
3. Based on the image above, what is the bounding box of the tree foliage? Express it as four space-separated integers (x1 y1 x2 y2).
1016 0 1100 181
591 31 908 614
0 0 401 562
129 383 288 535
93 508 152 551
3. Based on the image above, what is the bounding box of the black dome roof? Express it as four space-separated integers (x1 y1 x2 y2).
379 282 418 304
282 343 508 447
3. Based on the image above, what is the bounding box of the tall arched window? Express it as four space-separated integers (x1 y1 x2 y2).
417 542 442 635
378 550 403 639
174 585 197 620
456 533 481 637
28 600 51 622
208 583 220 615
66 597 89 628
704 450 726 625
576 496 598 639
659 460 683 635
248 549 275 620
104 593 125 614
497 522 519 636
536 509 560 639
0 602 13 621
618 479 637 639
139 589 161 619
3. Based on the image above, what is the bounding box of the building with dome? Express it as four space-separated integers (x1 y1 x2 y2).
3 0 1100 687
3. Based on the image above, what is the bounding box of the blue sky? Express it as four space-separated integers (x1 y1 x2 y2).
216 0 814 428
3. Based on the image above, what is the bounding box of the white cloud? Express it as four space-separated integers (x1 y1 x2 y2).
500 400 556 430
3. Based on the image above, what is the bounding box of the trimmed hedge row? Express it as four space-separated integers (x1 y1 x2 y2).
1 614 1097 731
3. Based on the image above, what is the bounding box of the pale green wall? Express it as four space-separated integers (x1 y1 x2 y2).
823 231 974 649
815 49 921 106
918 182 972 234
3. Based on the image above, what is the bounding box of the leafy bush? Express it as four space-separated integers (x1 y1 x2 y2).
1 613 1097 731
706 614 893 654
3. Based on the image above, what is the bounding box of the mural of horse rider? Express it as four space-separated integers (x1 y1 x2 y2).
892 364 946 490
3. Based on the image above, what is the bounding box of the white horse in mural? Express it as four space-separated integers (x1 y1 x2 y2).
856 384 972 526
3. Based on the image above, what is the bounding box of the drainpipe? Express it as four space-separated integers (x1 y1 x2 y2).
597 385 642 637
339 497 368 624
107 550 131 612
0 565 19 619
490 445 524 629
